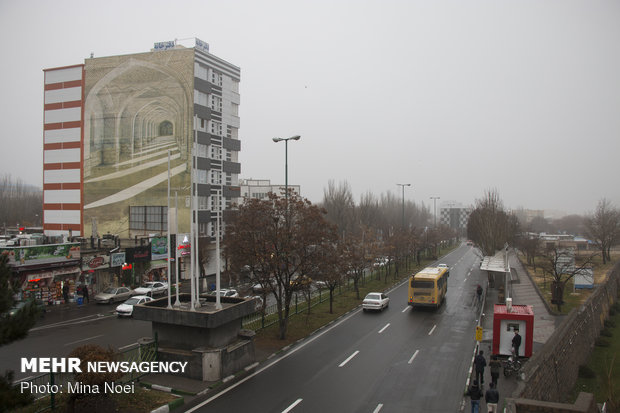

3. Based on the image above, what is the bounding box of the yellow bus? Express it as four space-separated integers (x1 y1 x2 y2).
408 266 449 309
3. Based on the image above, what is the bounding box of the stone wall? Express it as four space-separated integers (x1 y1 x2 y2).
513 259 620 403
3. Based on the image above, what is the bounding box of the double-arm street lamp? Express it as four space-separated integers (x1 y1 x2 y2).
272 135 301 202
396 183 411 229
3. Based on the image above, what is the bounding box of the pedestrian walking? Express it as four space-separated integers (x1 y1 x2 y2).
62 283 69 304
474 350 487 386
512 329 522 358
489 354 501 387
485 382 499 412
82 284 89 303
476 284 483 304
466 379 483 413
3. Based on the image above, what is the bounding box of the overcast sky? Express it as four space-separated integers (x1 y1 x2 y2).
1 0 619 217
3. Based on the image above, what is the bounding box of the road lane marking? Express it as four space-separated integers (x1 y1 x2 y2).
282 399 303 413
428 325 437 336
373 404 384 413
339 350 360 367
408 349 420 364
119 343 139 350
64 334 103 346
378 323 390 334
402 306 410 313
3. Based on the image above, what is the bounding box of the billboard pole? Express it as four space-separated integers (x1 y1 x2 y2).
167 150 172 309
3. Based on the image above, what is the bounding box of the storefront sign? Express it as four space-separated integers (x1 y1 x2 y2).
82 255 110 271
26 266 80 281
126 246 150 263
150 236 168 260
2 243 80 267
110 252 126 268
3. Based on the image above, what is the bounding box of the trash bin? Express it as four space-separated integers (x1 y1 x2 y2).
77 296 84 306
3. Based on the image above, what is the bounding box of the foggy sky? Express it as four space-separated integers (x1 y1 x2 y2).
1 0 619 217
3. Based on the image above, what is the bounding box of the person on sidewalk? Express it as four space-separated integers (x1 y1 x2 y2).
485 382 499 412
82 285 89 304
512 329 522 359
466 379 483 413
489 354 501 387
474 350 487 386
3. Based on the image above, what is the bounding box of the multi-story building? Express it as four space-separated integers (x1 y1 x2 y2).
439 201 472 236
42 39 241 277
239 179 300 200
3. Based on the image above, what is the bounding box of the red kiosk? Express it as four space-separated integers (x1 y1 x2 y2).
492 301 534 357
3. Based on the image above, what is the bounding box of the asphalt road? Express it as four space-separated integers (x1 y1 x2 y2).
186 244 485 413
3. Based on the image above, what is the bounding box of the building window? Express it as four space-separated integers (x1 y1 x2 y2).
196 169 207 183
197 143 208 158
210 120 222 136
210 145 222 160
195 63 208 80
210 170 221 185
210 95 222 112
194 90 208 106
129 206 167 232
210 70 222 86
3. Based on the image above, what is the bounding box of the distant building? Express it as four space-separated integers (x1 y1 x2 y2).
42 38 241 242
439 201 471 236
239 179 300 200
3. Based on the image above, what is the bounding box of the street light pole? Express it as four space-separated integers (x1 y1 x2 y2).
396 183 411 229
430 196 440 227
272 135 301 202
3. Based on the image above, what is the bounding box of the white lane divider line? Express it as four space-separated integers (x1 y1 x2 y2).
408 349 420 364
339 350 360 367
402 306 410 313
282 398 303 413
373 403 384 413
64 334 103 347
378 323 390 334
428 324 437 336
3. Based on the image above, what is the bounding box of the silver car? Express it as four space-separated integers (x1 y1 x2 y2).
94 287 134 304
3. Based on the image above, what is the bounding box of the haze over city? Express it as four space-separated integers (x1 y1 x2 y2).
1 0 619 216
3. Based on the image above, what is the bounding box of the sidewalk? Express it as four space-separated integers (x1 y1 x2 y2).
472 250 559 411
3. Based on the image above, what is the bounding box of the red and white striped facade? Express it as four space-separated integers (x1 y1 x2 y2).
43 64 84 237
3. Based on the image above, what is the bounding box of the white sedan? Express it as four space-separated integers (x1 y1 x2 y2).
362 292 390 312
133 281 168 296
116 295 153 317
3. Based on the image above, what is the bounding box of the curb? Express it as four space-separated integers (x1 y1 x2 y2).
149 395 184 413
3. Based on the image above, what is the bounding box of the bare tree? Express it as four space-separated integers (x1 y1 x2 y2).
322 179 356 238
467 189 516 256
538 245 596 312
0 174 42 231
223 193 338 339
586 198 620 265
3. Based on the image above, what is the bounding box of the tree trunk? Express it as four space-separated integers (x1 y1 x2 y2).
551 281 564 312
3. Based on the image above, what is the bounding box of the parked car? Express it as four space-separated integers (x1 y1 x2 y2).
7 299 46 318
207 288 239 298
94 286 134 304
133 282 168 297
362 292 390 312
116 295 153 317
290 275 312 288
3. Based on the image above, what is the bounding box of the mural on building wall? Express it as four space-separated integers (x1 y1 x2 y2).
82 49 195 237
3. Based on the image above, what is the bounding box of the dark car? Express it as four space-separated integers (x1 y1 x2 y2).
8 299 46 318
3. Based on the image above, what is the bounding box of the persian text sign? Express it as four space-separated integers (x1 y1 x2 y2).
2 243 80 267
